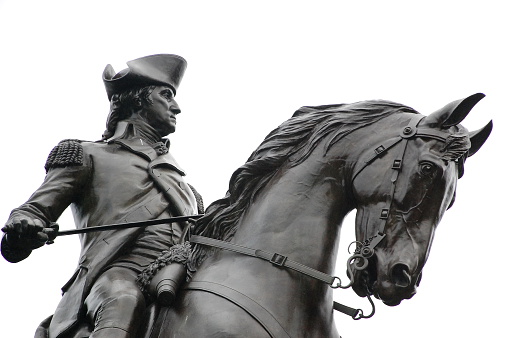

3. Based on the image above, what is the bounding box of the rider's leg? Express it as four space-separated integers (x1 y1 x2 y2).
85 267 146 338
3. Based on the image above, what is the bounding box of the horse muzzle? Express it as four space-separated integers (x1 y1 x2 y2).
352 258 420 306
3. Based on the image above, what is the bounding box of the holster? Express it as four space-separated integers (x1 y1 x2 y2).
148 262 187 306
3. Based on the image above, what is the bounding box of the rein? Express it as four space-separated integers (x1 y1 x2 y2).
190 234 375 320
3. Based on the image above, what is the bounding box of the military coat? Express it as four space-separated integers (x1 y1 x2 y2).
2 131 198 338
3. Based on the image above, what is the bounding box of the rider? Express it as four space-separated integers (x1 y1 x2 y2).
1 54 201 338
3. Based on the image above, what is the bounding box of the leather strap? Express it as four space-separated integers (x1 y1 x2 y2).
190 235 335 285
185 281 291 338
415 128 452 142
351 136 403 182
333 301 361 318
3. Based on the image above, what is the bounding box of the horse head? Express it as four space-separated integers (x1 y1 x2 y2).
349 93 492 306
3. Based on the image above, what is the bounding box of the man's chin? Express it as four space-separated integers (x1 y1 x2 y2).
157 126 175 136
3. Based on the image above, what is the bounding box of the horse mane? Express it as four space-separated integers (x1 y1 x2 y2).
187 100 419 271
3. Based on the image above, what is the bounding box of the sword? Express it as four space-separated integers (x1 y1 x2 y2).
43 214 204 244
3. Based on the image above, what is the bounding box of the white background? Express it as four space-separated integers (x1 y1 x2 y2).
0 1 506 337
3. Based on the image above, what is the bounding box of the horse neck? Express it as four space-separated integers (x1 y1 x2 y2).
231 142 355 275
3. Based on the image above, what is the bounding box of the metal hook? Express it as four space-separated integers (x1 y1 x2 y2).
330 276 354 289
348 241 363 254
347 254 369 272
331 247 376 320
353 294 376 320
331 254 369 290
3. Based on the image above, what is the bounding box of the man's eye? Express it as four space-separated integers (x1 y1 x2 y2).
161 91 173 101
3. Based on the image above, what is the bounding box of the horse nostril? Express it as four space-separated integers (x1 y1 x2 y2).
391 263 412 288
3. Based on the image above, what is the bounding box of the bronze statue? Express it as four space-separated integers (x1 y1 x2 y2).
1 54 203 338
142 95 492 337
1 53 492 337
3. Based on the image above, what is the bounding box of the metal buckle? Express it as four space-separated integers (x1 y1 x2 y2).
374 145 385 154
270 253 288 266
392 159 402 170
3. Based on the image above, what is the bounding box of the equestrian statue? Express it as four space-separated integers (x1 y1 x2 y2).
1 54 492 338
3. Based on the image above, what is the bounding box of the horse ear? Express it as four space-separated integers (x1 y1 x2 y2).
424 93 485 128
468 120 493 157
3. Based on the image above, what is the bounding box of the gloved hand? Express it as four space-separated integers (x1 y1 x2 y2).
2 217 58 250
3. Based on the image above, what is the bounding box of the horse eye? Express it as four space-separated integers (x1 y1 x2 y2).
419 161 436 176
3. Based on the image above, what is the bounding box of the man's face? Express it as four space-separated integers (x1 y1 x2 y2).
142 85 180 136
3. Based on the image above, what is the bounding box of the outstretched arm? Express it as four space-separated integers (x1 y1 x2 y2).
1 140 91 262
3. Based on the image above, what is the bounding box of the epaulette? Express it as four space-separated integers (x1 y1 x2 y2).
44 139 84 173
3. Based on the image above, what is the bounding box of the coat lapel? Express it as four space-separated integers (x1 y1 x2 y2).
114 137 196 216
150 151 186 176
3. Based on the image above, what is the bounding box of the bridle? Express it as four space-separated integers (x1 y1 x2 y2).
332 113 458 313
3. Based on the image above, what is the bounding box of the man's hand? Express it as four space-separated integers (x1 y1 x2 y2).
1 217 56 250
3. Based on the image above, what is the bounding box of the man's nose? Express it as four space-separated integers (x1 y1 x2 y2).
170 101 181 114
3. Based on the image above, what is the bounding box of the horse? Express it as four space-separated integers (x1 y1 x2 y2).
141 94 492 338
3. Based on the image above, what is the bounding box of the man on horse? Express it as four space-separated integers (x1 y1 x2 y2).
1 54 201 338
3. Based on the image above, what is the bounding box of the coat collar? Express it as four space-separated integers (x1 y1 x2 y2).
113 137 158 162
109 128 186 176
107 120 164 145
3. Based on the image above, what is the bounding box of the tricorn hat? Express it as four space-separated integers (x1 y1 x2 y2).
102 54 187 100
